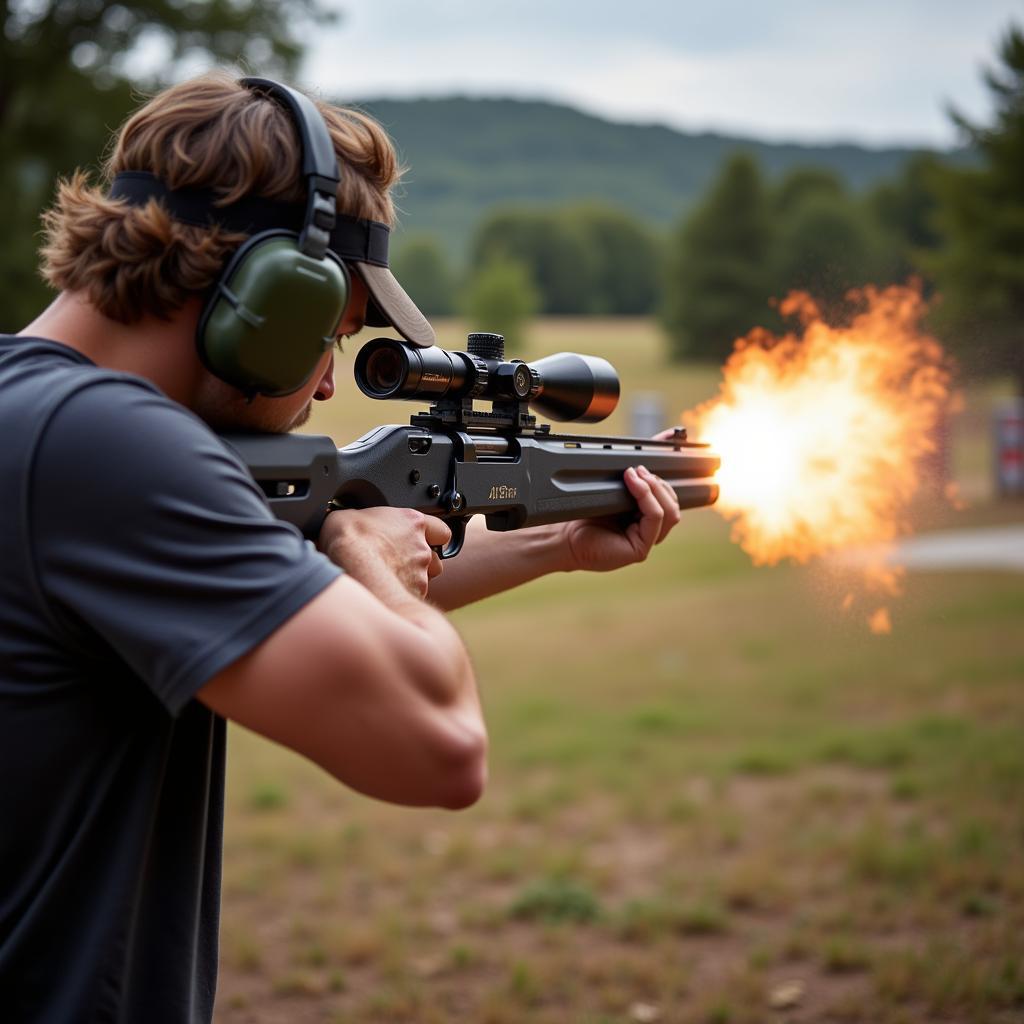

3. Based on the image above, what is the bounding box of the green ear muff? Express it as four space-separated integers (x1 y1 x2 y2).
198 232 349 397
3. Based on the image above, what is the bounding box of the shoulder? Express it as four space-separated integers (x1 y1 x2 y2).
25 371 287 548
41 373 259 501
46 371 218 451
0 337 236 483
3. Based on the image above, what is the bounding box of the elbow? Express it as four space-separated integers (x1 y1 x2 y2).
433 720 489 810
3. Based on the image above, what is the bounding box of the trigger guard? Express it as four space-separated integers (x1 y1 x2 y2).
432 517 468 559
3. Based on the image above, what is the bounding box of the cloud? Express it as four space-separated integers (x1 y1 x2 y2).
304 0 1020 146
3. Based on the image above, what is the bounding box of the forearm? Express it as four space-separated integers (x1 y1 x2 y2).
428 517 575 611
324 534 472 697
429 464 685 609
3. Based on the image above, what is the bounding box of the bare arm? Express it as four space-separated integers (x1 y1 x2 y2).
429 465 682 612
425 518 573 611
198 510 486 809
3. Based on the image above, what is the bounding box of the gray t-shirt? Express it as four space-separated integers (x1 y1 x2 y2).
0 336 340 1022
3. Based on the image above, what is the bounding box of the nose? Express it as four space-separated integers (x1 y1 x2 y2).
314 352 335 402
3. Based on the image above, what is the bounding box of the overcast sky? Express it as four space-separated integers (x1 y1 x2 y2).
303 0 1022 148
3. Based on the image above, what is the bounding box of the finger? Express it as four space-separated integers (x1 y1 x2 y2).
427 550 444 579
623 466 664 559
639 466 681 543
423 516 453 550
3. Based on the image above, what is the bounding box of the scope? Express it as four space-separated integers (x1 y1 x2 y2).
353 333 620 423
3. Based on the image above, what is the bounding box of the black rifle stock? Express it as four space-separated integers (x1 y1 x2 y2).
222 334 720 557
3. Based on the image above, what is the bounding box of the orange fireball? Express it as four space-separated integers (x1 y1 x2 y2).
685 284 956 631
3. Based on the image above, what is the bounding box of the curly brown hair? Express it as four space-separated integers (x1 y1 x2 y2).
40 71 400 324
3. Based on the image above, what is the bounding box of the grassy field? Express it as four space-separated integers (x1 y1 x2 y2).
215 319 1024 1023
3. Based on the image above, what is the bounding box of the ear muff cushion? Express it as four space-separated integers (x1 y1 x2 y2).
198 232 349 396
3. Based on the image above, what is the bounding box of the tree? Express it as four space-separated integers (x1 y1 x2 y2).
470 208 599 315
560 205 662 315
660 153 775 361
469 204 662 316
772 191 886 308
1 0 337 329
773 166 845 218
770 167 899 308
924 22 1024 396
391 235 456 316
461 257 539 355
867 153 946 284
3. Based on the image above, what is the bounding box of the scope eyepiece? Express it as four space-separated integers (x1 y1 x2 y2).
353 336 620 423
355 340 475 400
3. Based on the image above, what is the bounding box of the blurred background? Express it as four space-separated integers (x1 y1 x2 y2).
4 2 1023 1021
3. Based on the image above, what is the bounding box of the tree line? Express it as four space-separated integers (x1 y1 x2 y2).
398 23 1023 395
398 155 937 340
391 204 663 352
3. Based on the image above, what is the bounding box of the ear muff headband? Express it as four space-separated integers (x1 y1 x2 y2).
108 172 391 265
189 77 349 397
240 77 340 260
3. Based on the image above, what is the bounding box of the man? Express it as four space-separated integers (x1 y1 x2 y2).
0 72 681 1020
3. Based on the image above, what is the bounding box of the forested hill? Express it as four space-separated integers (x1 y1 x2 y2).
351 96 942 260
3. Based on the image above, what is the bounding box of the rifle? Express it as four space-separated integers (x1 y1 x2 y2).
222 334 720 558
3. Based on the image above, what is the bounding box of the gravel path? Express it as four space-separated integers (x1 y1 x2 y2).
853 524 1024 573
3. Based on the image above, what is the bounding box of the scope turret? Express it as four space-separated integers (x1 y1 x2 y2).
353 335 620 424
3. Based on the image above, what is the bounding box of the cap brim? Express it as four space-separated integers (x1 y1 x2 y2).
351 263 436 347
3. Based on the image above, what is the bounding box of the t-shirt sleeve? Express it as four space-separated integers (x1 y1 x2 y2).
29 379 342 715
